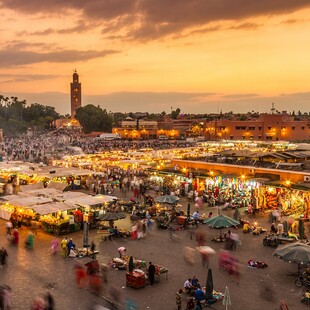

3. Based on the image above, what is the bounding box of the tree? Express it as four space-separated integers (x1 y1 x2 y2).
171 108 181 119
75 104 113 133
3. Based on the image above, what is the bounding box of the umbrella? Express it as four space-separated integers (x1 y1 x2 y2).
273 242 310 265
128 256 134 273
196 246 216 255
203 215 239 237
154 195 179 204
205 268 214 300
99 212 126 221
223 286 231 310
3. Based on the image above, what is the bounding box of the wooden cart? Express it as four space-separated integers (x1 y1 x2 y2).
126 272 146 289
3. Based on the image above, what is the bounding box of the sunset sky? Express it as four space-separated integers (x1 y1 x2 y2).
1 0 310 115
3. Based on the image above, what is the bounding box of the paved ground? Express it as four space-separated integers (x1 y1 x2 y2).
0 189 308 309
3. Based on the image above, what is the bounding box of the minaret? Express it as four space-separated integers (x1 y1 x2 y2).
70 69 81 118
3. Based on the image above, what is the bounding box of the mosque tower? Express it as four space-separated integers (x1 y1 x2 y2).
70 69 81 118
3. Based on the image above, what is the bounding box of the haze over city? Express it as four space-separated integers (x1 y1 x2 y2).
1 0 310 115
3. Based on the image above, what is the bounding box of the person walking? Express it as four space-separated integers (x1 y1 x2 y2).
148 262 156 285
45 292 55 310
51 238 59 255
176 289 183 310
0 247 8 268
60 237 68 257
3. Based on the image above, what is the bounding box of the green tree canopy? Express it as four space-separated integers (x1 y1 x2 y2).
0 95 60 136
75 104 113 133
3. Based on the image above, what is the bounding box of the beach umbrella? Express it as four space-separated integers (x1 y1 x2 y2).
203 215 239 236
154 195 179 204
99 212 126 221
273 242 310 266
223 286 231 310
128 256 134 273
205 268 214 300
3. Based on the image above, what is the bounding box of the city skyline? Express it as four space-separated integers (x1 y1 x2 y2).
1 1 310 115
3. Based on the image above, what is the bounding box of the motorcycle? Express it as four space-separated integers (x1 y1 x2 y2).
295 272 310 287
263 234 278 247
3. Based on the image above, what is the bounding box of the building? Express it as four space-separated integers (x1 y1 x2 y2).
70 70 81 118
203 112 310 141
113 119 158 139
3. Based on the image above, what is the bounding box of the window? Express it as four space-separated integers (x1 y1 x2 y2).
258 136 262 139
268 127 271 130
266 136 272 140
235 126 246 130
292 126 295 130
302 126 305 130
230 136 234 140
248 127 255 130
281 126 286 129
258 127 262 130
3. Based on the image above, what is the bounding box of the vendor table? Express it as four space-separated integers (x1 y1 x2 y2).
154 265 168 280
97 229 113 241
126 272 146 288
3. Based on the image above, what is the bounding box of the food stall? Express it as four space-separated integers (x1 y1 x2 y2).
31 202 80 235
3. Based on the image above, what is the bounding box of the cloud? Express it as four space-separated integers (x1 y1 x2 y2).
222 93 259 100
18 20 99 36
2 0 309 40
0 73 60 83
0 43 119 67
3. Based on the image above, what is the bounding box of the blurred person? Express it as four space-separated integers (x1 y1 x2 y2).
117 246 126 258
0 247 8 268
67 238 75 255
184 278 193 294
51 238 59 255
25 232 34 249
194 300 202 310
31 296 46 310
4 285 12 310
5 221 12 235
191 276 199 290
12 229 19 246
74 263 87 289
183 246 195 265
187 297 195 310
195 230 206 246
176 289 183 310
60 237 68 257
45 292 55 310
194 285 206 301
148 262 156 285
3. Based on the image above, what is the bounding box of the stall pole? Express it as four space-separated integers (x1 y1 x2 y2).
83 221 90 256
